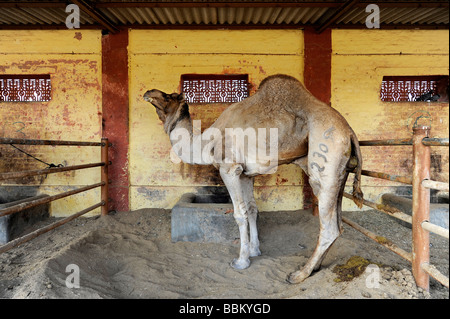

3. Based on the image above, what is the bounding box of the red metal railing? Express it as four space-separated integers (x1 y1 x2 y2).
343 126 449 291
0 137 109 254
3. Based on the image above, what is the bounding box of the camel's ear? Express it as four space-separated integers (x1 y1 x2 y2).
169 93 185 103
177 93 186 102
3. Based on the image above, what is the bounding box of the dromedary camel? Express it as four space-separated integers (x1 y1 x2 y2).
144 74 363 283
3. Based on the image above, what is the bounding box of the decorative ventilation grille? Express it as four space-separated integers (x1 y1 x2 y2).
181 74 249 103
380 76 447 102
0 75 51 102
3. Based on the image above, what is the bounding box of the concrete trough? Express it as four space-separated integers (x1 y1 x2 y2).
0 186 50 245
171 193 239 243
381 193 449 230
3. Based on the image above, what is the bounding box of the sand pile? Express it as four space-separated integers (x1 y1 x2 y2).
0 209 448 299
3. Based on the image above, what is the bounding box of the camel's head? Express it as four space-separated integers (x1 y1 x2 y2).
143 89 188 125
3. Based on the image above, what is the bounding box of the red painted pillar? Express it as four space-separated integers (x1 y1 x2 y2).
303 27 332 215
304 27 332 105
102 28 130 212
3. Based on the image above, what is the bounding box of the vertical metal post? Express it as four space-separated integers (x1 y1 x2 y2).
412 126 431 291
101 138 109 216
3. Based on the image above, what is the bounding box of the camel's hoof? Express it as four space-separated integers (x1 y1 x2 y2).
287 270 309 284
230 258 250 270
249 247 261 257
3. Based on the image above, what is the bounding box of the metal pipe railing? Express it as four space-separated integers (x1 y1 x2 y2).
421 221 449 239
0 201 104 254
342 216 412 262
359 138 413 146
358 137 448 147
345 127 449 291
0 137 105 147
421 179 449 192
0 182 105 218
0 162 105 182
361 169 412 185
0 137 110 255
343 192 412 225
422 137 449 147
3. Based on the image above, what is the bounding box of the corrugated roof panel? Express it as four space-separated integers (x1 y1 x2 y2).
403 8 434 24
0 1 448 27
335 7 358 24
291 7 312 24
411 8 443 24
142 7 161 24
105 7 130 24
391 8 420 24
167 7 183 24
126 7 143 24
433 11 450 24
309 7 329 24
300 7 326 24
382 7 414 24
349 8 371 24
181 7 193 24
35 8 64 24
283 7 301 24
137 8 152 24
0 8 28 24
100 7 120 24
0 9 19 24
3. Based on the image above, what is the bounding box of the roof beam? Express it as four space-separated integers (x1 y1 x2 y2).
95 2 342 8
0 1 448 8
316 0 360 33
0 2 65 8
70 0 118 33
92 1 449 9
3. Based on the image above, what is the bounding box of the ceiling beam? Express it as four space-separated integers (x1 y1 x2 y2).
0 2 66 8
0 22 448 32
92 1 449 8
94 2 340 8
315 0 360 33
0 1 448 8
69 0 119 33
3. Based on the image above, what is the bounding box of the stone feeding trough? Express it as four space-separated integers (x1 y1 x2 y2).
0 186 50 245
171 192 239 243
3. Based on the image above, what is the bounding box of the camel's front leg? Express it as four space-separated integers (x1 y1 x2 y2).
219 164 251 270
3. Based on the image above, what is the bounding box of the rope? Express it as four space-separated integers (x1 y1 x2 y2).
9 144 64 169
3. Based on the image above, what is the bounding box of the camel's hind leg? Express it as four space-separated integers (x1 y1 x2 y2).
287 180 343 283
288 143 350 284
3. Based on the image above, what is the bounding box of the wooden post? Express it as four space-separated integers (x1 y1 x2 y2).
101 137 109 216
412 126 431 291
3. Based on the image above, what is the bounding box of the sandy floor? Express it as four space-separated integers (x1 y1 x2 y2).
0 208 448 299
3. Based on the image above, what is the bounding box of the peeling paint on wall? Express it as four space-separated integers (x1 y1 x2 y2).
128 29 305 211
332 30 449 210
0 30 103 217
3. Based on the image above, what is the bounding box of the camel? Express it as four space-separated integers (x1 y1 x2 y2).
144 74 364 283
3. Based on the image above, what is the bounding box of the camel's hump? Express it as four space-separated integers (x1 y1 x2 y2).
258 74 303 91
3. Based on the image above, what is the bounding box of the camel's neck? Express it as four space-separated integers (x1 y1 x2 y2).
166 106 214 165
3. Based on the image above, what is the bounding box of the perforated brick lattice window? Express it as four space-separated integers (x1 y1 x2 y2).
380 75 449 102
0 75 51 102
181 74 249 103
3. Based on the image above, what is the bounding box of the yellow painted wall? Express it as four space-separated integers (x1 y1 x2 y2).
0 30 103 217
128 29 305 211
1 28 447 216
331 30 449 210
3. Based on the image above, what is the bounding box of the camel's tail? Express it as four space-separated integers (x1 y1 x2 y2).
350 131 364 208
